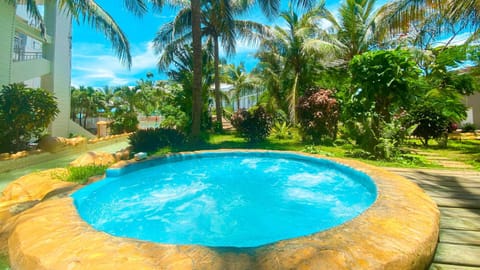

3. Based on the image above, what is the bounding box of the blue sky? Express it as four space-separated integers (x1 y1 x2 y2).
71 0 386 87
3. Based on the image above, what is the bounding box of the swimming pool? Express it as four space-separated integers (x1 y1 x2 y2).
8 150 440 269
72 151 376 247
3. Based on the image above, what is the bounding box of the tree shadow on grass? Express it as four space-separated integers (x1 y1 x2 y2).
177 139 305 152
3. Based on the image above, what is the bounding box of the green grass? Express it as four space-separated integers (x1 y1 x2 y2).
57 165 109 184
163 132 449 169
405 138 480 169
0 254 9 270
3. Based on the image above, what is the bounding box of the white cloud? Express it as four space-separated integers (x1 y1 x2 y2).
71 41 162 87
433 32 473 47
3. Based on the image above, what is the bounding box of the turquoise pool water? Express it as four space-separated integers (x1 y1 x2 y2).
73 151 376 247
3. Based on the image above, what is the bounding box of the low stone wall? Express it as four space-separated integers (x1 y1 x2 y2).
0 151 440 270
0 134 129 174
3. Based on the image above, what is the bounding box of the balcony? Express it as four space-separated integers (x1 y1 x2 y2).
12 51 44 62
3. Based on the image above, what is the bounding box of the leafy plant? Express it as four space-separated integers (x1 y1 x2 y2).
231 106 273 142
159 104 189 132
461 123 476 133
346 49 420 156
271 121 292 139
111 111 139 134
0 83 59 153
408 104 450 147
129 128 186 153
297 88 339 143
63 165 109 184
302 145 333 156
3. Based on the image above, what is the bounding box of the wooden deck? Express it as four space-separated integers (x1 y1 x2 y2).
387 168 480 270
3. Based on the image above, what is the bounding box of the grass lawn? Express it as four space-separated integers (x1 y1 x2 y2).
168 131 463 169
0 254 9 270
405 138 480 170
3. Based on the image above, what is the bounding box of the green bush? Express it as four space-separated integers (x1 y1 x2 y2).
297 88 339 143
347 49 419 156
129 128 186 153
462 123 476 133
231 106 273 142
111 111 139 134
408 105 450 147
0 83 59 153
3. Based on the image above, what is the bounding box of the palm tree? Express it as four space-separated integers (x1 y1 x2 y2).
191 0 203 140
377 0 479 46
257 4 335 124
70 86 106 128
163 43 216 130
225 63 258 111
187 0 315 139
5 0 166 67
317 0 382 62
154 0 267 130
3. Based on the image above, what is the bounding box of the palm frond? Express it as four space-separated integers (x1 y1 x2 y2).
59 0 132 67
123 0 148 17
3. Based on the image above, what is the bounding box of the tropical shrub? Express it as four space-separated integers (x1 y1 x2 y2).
346 49 420 157
129 128 186 153
231 106 273 142
271 121 293 139
297 88 339 143
111 111 139 134
408 105 450 147
0 83 59 153
159 104 189 132
461 123 476 133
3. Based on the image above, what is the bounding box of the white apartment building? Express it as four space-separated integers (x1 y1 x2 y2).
0 1 91 138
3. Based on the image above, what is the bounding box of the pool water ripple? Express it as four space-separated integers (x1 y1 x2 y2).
73 151 376 247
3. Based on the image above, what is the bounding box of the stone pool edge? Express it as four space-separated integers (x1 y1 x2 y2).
4 150 440 269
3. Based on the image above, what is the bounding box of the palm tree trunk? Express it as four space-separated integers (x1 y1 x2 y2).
191 0 202 141
214 36 223 131
289 73 299 125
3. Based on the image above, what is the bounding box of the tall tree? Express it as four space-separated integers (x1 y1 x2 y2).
225 63 258 111
377 0 480 46
186 0 315 139
257 4 335 124
154 0 267 131
318 0 382 61
191 0 203 140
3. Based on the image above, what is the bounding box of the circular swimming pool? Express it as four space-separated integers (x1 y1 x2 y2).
72 151 376 247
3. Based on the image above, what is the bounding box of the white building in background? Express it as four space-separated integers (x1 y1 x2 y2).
0 1 92 138
213 83 263 113
463 93 480 128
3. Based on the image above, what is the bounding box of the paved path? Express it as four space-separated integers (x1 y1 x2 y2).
0 138 129 192
386 168 480 269
412 150 475 170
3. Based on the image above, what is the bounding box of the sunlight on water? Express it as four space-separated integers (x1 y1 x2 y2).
73 152 376 247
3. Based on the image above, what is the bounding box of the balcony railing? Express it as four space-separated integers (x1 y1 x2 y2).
12 51 44 62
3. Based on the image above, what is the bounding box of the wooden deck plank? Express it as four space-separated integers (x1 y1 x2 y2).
430 263 480 270
412 180 480 188
440 217 480 231
383 168 480 269
433 243 480 266
426 191 480 199
440 207 480 218
439 229 480 246
429 197 480 209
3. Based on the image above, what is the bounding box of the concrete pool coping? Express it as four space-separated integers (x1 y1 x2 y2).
5 150 439 269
